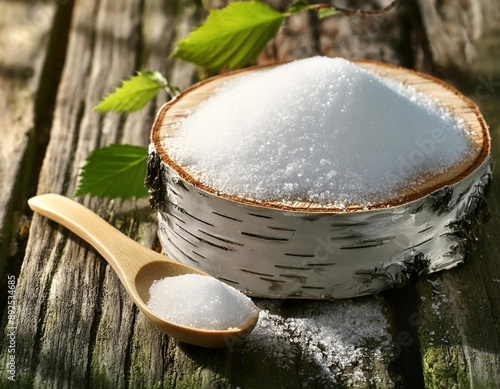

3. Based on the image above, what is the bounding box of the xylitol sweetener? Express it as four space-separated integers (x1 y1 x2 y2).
165 56 471 207
147 274 258 330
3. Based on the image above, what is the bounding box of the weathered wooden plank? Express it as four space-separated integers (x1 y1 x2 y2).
0 0 57 275
416 107 500 387
0 0 202 387
1 0 149 387
5 0 498 387
414 0 500 386
416 254 500 388
94 0 205 387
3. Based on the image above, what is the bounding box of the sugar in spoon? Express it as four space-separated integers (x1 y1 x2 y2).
28 194 259 348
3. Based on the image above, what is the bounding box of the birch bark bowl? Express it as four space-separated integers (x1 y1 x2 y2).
147 59 491 300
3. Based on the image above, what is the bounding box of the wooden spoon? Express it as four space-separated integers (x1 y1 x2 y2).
28 193 259 348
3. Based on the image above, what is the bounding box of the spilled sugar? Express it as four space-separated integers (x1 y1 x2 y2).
244 300 394 386
147 274 258 330
165 56 472 207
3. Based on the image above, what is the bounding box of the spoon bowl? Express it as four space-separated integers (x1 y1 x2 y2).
28 194 259 348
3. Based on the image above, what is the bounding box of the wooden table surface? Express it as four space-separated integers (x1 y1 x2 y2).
1 0 499 388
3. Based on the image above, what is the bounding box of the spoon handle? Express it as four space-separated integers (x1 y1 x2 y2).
28 194 159 274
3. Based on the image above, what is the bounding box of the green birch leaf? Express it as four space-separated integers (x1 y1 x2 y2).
317 7 340 19
93 71 168 113
75 144 149 200
171 1 286 71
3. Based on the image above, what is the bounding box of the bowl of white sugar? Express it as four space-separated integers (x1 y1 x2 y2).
146 56 491 299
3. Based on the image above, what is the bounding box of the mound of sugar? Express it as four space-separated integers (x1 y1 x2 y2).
245 300 393 386
165 56 471 207
147 274 258 330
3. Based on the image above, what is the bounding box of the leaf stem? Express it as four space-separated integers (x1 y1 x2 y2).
324 0 398 17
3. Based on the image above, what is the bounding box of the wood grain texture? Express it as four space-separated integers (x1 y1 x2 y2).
7 0 143 385
0 0 56 275
0 0 199 386
0 0 498 387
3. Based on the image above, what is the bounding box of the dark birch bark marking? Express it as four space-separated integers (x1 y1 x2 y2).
192 250 206 259
167 237 199 264
240 232 289 241
405 237 434 250
164 210 185 224
240 269 275 277
171 177 190 191
328 234 363 240
247 213 273 219
177 224 235 251
182 209 215 227
198 230 244 246
259 277 286 283
212 211 244 222
274 265 311 270
267 226 297 231
146 145 169 211
307 263 336 267
172 228 198 247
217 276 239 285
168 187 179 196
330 221 370 227
279 274 308 282
418 226 433 233
302 286 327 290
340 242 386 249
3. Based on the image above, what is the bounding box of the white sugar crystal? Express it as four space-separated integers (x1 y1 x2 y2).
244 300 393 386
166 56 471 206
147 274 258 330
